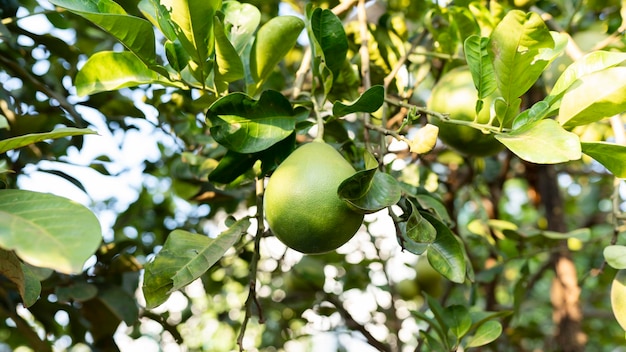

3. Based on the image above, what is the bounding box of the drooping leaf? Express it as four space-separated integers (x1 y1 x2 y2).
49 0 159 68
423 212 466 283
466 320 503 348
495 119 581 164
213 16 244 84
581 142 626 178
310 8 348 77
206 90 298 153
0 249 39 307
0 189 102 274
404 201 437 245
76 51 177 96
332 85 385 117
0 127 97 154
557 67 626 128
488 10 554 125
142 218 249 308
249 16 304 93
20 263 42 307
604 245 626 269
464 35 497 100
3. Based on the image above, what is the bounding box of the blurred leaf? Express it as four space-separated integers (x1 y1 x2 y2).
557 67 626 128
612 269 626 331
444 305 472 339
0 128 97 154
581 142 626 178
0 249 40 307
604 245 626 269
423 212 466 283
249 15 304 93
541 228 590 241
332 85 385 117
38 169 87 194
20 263 41 307
56 282 98 302
0 189 102 274
221 1 260 56
142 218 250 309
466 320 503 348
495 119 581 164
49 0 160 69
98 285 138 325
206 90 297 153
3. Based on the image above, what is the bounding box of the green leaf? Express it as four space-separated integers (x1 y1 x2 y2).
557 67 626 128
49 0 158 68
221 1 260 56
488 10 554 125
444 305 472 339
249 16 304 93
76 51 172 96
310 8 348 77
142 219 249 309
405 201 437 245
464 35 497 100
581 142 626 178
0 190 102 274
495 119 581 164
423 212 466 283
20 263 42 307
338 169 402 214
466 320 503 348
604 245 626 269
0 250 40 307
213 16 244 83
332 85 385 117
0 127 97 154
414 194 452 226
549 51 626 101
56 282 98 302
541 228 591 241
97 285 139 325
208 150 257 184
511 100 550 130
206 90 298 153
138 0 176 41
166 0 221 73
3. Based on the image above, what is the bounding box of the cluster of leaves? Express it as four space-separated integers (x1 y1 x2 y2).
1 0 626 351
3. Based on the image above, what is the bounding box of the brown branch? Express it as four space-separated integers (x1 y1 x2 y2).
325 294 392 352
141 310 184 343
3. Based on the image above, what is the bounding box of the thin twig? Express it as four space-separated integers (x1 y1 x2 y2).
236 178 266 351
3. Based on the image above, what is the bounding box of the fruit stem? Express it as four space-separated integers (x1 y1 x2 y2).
312 96 325 141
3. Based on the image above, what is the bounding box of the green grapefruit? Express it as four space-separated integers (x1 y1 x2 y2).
427 66 503 157
264 141 364 254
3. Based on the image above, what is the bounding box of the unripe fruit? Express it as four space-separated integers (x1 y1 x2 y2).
264 142 364 254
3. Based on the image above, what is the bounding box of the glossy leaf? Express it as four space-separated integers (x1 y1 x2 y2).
339 171 402 214
249 16 304 93
310 8 348 77
581 142 626 178
138 0 177 41
213 16 244 83
557 67 626 128
495 119 581 164
0 127 97 154
405 201 437 245
397 222 429 255
444 305 472 339
414 194 452 226
604 245 626 269
0 189 102 274
489 10 553 125
464 35 497 101
466 320 503 348
49 0 158 67
423 212 466 283
511 100 549 130
332 85 385 117
167 0 220 72
143 218 250 309
206 90 298 153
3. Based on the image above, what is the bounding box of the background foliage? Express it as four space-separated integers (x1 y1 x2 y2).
1 0 626 351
